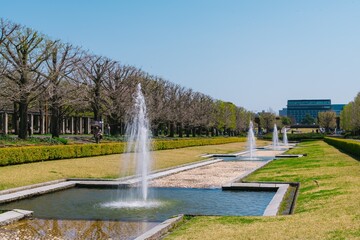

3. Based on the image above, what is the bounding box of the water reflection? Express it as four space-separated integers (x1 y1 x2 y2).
0 218 158 240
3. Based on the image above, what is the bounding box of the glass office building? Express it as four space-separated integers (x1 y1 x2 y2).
287 99 332 124
331 104 346 116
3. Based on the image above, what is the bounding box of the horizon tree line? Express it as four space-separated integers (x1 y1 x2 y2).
0 19 254 139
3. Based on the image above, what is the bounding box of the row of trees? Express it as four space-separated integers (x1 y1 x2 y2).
257 110 338 134
0 19 254 139
340 92 360 134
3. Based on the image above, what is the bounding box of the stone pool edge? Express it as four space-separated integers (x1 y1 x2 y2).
0 209 33 226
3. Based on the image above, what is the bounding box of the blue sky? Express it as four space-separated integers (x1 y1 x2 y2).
0 0 359 112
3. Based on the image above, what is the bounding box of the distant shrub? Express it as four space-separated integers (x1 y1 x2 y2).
324 137 360 158
54 137 68 145
0 136 69 146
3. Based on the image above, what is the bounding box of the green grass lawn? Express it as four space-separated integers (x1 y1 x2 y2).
165 141 360 240
0 141 268 191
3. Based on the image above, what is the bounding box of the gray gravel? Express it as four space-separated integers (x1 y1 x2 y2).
150 161 264 188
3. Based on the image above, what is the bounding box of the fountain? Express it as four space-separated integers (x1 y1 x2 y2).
272 124 279 150
220 121 274 161
283 127 288 146
123 83 152 202
247 121 257 159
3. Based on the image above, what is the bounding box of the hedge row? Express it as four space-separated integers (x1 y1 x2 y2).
262 133 325 141
324 137 360 158
153 137 245 150
0 137 245 166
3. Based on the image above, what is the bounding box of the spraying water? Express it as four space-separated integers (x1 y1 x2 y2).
247 121 256 159
283 127 288 146
125 83 152 201
272 124 279 150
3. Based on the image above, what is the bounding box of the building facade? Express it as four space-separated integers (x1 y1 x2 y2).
331 104 346 116
287 99 332 124
285 99 345 125
279 108 287 117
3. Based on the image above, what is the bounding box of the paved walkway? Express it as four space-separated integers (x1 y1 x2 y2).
150 161 264 188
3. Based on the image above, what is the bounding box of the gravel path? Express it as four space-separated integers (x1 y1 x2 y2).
150 161 264 188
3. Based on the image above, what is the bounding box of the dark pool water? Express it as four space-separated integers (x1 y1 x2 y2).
0 187 275 222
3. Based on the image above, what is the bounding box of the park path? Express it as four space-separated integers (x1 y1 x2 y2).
150 161 264 188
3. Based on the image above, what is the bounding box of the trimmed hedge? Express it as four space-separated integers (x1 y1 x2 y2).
0 137 245 166
261 133 325 141
324 137 360 158
0 143 125 166
153 137 245 150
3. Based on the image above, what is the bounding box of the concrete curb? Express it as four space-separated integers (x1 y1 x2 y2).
0 209 33 226
0 179 67 195
0 181 78 204
263 184 289 216
134 215 184 240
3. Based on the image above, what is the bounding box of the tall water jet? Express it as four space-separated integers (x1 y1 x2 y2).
283 127 288 146
272 124 279 150
125 83 152 201
247 121 256 159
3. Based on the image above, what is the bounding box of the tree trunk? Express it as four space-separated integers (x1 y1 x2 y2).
18 100 28 139
152 126 159 137
185 125 190 137
50 105 60 138
169 122 175 138
50 99 60 138
192 127 196 137
13 102 19 135
94 111 100 122
178 123 183 138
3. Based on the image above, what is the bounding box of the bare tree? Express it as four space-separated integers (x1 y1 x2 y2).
141 76 167 136
44 42 83 137
80 55 116 121
0 19 19 45
102 63 142 135
0 25 56 139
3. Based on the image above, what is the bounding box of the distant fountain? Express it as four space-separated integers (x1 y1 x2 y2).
124 83 152 201
272 124 279 150
283 127 288 146
247 121 256 159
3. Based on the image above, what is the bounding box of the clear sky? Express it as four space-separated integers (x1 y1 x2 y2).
0 0 359 112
